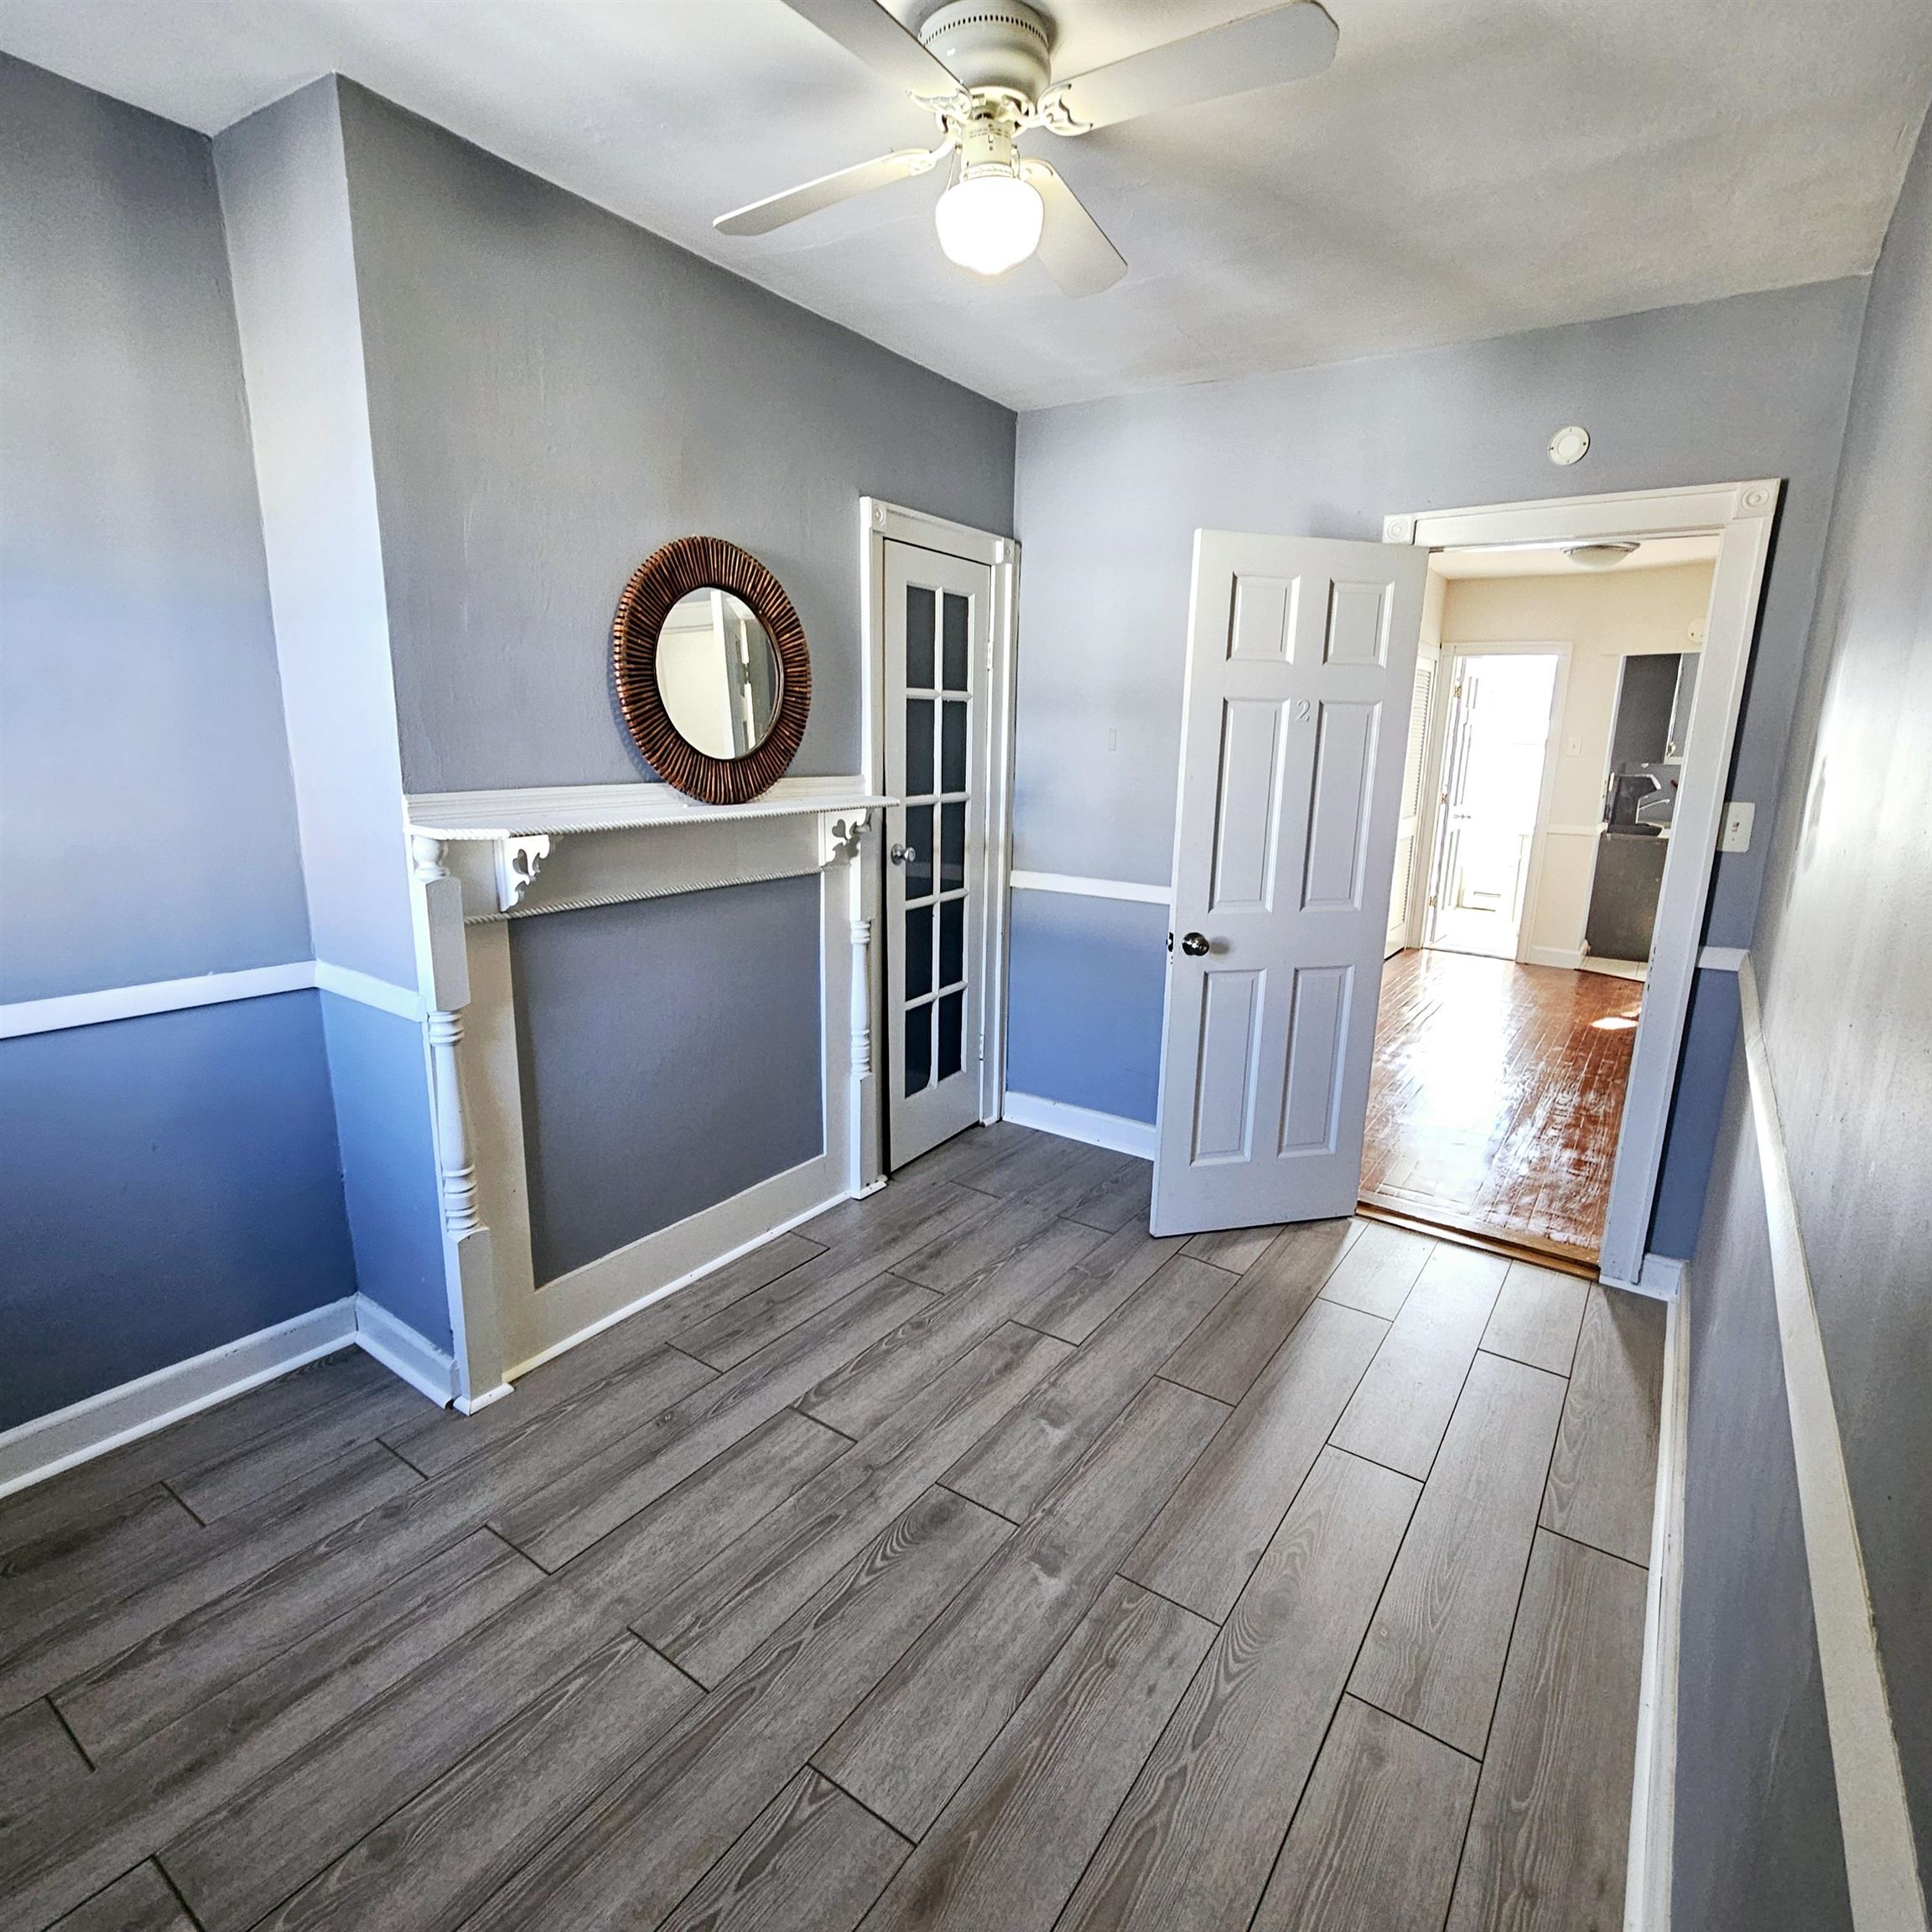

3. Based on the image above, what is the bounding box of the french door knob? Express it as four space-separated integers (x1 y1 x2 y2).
1180 932 1211 957
890 844 917 865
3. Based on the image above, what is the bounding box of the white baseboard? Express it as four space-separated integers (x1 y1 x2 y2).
1633 1254 1685 1301
1524 943 1587 970
1003 1090 1157 1161
0 1299 357 1500
0 1290 462 1501
1625 1291 1689 1932
1581 956 1650 982
352 1294 459 1405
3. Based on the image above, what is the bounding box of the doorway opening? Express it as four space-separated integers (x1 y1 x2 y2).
1364 537 1716 1267
1425 651 1561 959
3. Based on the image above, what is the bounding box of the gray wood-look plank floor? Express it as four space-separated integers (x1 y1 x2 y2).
0 1124 1665 1932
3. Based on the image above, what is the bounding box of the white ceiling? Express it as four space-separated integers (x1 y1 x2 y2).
5 0 1929 411
1432 534 1719 579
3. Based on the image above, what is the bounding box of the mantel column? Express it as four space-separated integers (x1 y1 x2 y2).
410 834 509 1410
838 813 885 1196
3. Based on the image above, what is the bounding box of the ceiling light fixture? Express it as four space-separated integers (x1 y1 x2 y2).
934 150 1043 275
1566 542 1641 568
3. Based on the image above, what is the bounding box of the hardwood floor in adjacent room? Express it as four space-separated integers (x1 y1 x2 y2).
1363 948 1644 1262
0 1125 1665 1932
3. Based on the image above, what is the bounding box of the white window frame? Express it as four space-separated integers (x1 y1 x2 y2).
860 498 1021 1134
1387 478 1780 1289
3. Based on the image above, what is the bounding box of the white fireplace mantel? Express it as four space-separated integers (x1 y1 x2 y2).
407 774 892 840
406 776 892 918
402 773 891 1403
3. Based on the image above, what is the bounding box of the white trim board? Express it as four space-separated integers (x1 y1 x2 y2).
0 1297 456 1500
1625 1289 1689 1932
1 959 424 1039
504 1167 847 1384
1002 1090 1157 1161
1737 957 1929 1932
1010 870 1174 906
354 1293 458 1405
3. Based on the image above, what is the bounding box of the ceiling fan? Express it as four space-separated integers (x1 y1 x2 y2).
714 0 1340 294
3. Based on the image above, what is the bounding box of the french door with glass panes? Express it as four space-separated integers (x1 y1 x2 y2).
884 539 992 1166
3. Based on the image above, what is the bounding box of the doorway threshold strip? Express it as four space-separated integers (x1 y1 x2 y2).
1353 1198 1598 1280
1738 956 1929 1931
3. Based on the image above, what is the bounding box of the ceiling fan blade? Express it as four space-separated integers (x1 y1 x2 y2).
783 0 963 100
715 145 945 236
1023 160 1127 297
1043 1 1338 133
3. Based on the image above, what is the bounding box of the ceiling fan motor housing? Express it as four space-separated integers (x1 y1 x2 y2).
918 1 1054 102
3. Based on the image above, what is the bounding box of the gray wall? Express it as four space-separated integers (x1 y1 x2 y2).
333 80 1017 794
512 877 824 1284
1674 1064 1852 1931
0 60 358 1427
214 77 420 995
1680 97 1932 1895
1 57 309 1001
1006 279 1868 1239
214 77 450 1353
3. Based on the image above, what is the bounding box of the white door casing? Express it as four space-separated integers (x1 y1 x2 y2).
1154 532 1428 1236
883 539 992 1166
1385 649 1437 957
1389 480 1779 1287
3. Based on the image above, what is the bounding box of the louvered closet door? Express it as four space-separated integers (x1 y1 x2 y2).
884 540 992 1167
1153 532 1428 1235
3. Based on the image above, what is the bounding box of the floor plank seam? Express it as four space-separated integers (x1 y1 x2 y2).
376 1436 436 1479
802 1761 920 1850
156 1855 206 1929
158 1478 209 1531
46 1690 96 1773
1113 1567 1228 1629
625 1627 713 1698
932 1479 1018 1524
1540 1523 1650 1574
1343 1685 1486 1767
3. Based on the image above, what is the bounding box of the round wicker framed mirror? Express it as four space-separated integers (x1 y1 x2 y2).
611 536 811 805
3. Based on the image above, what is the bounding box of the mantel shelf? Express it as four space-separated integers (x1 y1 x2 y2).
406 776 893 841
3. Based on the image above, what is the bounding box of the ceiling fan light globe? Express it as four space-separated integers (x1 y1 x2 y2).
934 172 1044 275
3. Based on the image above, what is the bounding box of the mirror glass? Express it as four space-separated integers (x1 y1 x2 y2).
654 587 782 758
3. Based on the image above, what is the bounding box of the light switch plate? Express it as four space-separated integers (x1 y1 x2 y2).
1720 801 1755 852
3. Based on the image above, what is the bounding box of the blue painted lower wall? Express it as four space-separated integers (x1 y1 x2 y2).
512 875 825 1283
1649 964 1743 1259
1005 890 1168 1126
319 991 451 1351
0 991 356 1431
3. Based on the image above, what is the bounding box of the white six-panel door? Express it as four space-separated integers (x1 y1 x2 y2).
1153 532 1428 1235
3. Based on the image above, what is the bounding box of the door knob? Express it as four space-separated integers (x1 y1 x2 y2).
890 844 917 866
1180 932 1211 957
